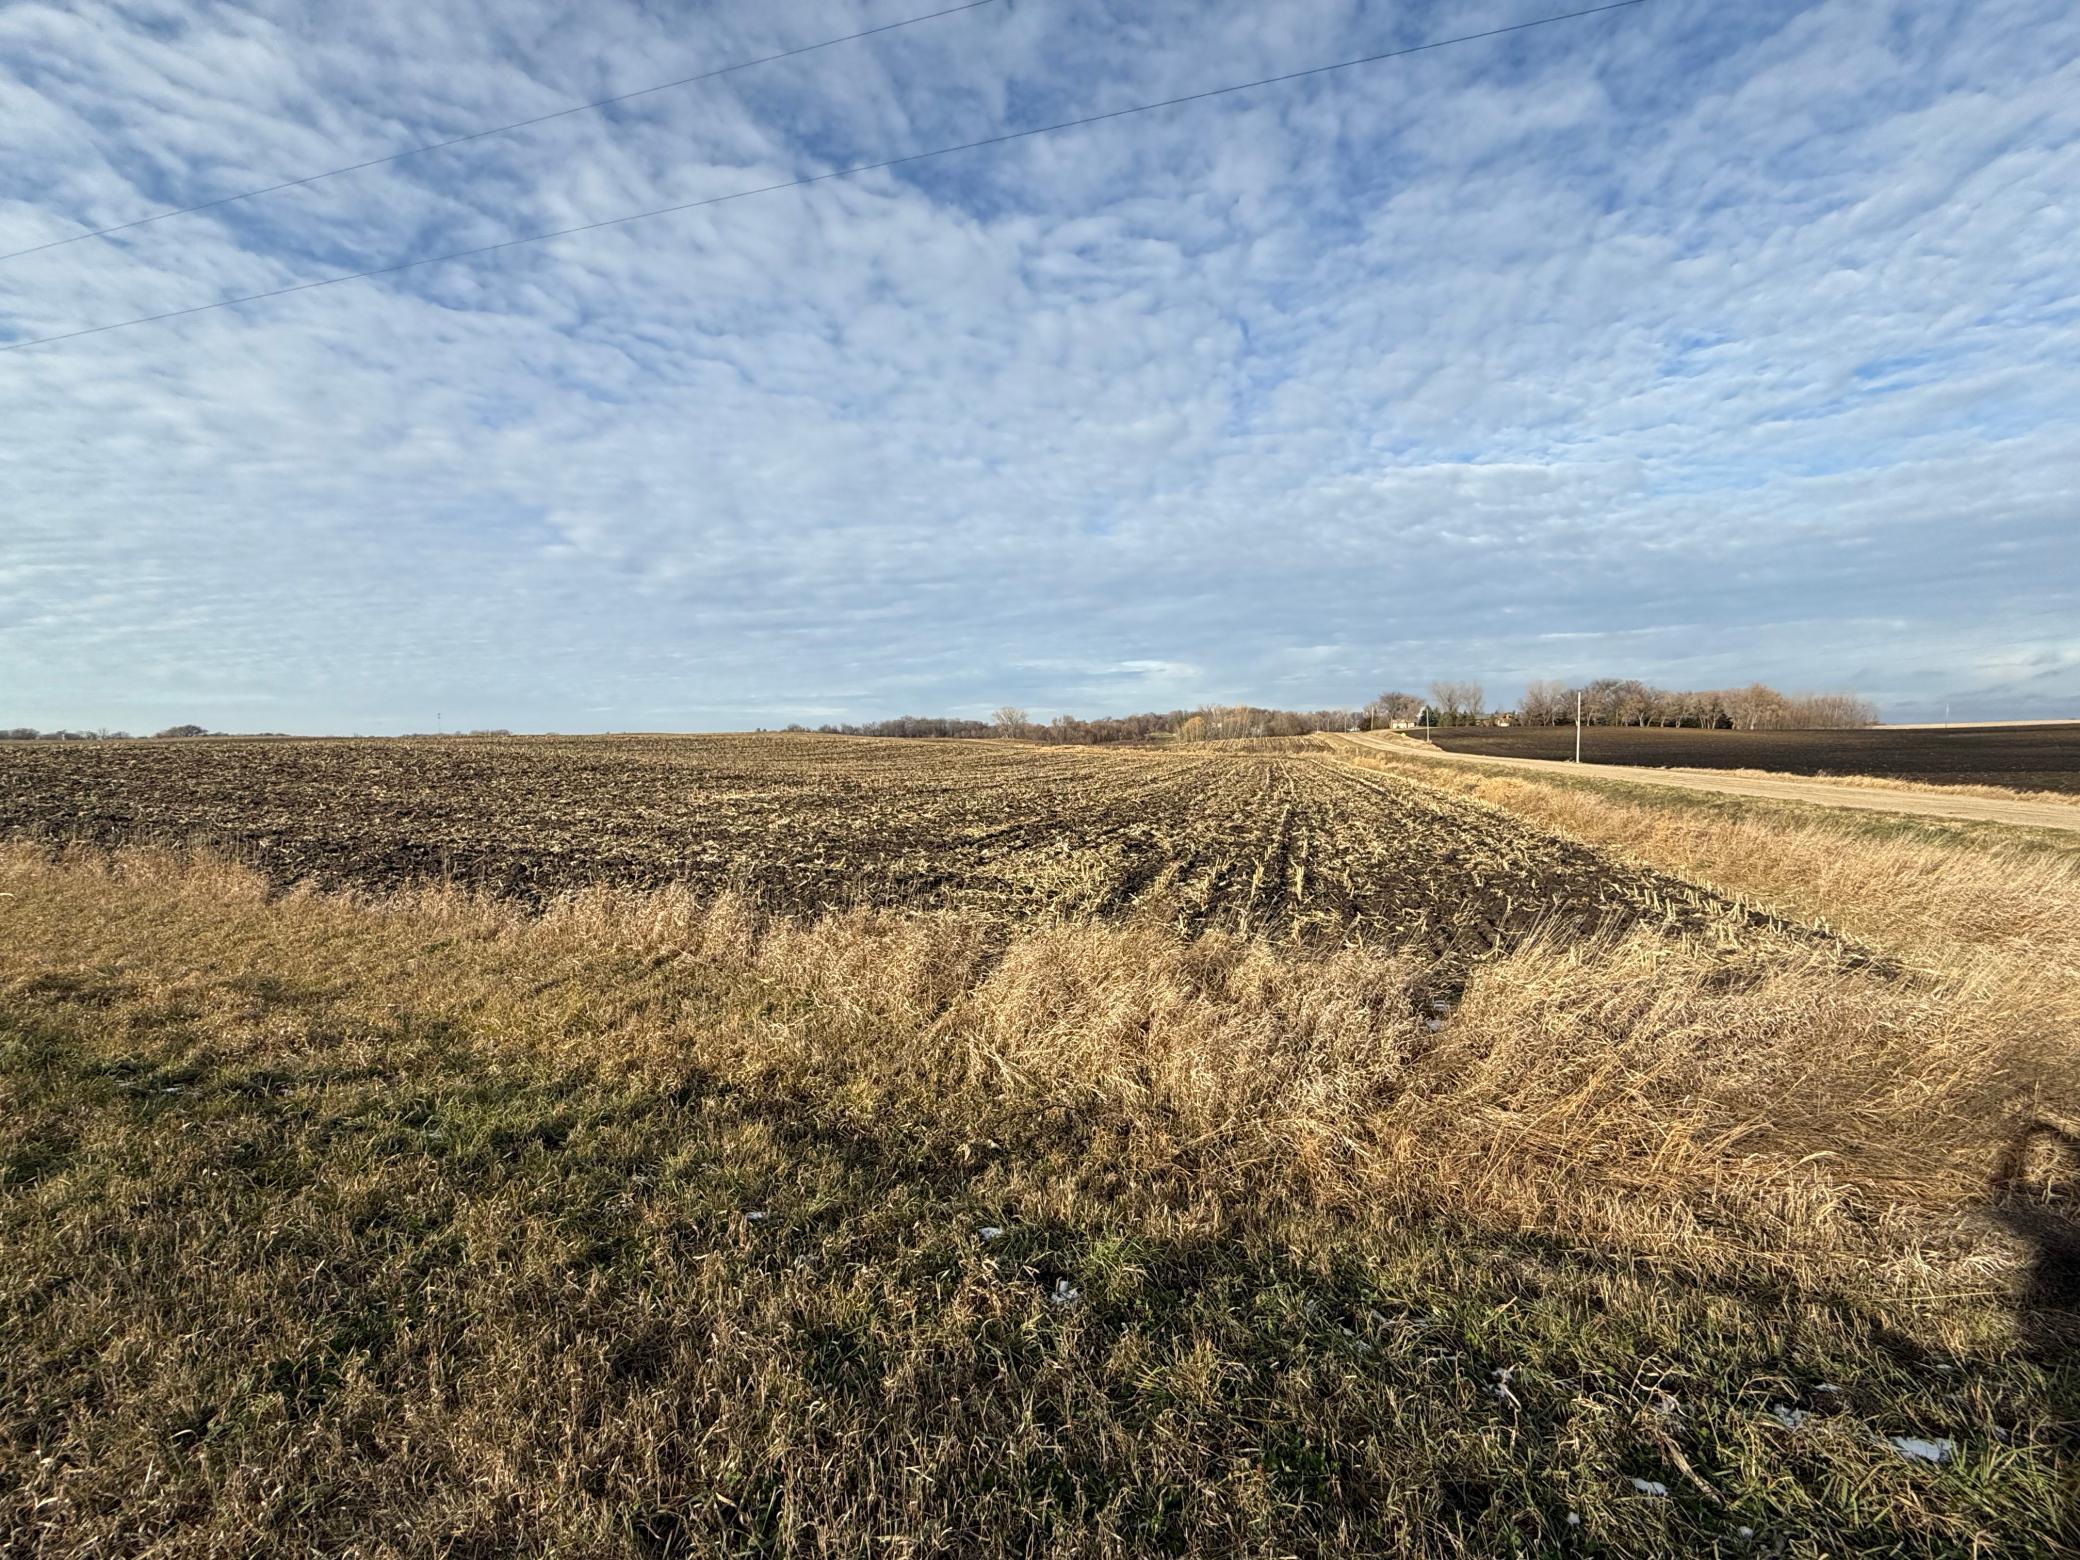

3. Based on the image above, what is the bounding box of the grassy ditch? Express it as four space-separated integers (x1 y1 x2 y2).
3 844 2075 1555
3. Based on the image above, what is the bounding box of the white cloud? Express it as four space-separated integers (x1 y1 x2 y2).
1 0 2076 731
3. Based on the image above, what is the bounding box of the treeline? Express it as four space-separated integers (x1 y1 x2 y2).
2 723 206 740
1359 680 1876 731
801 678 1877 746
1515 679 1877 730
796 716 996 740
793 704 1364 745
2 724 209 740
1169 706 1362 742
2 726 330 741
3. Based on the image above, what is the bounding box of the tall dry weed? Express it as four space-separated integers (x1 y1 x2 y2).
6 832 2066 1284
6 835 2075 1555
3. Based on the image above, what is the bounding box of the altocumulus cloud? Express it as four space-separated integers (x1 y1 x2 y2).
1 0 2075 731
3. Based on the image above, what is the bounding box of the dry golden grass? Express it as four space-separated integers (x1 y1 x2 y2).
4 828 2077 1556
1703 766 2080 807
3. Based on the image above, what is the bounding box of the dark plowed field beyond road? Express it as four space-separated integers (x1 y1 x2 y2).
0 734 1812 963
1417 721 2080 792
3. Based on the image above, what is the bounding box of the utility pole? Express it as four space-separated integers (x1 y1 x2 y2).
1575 689 1583 764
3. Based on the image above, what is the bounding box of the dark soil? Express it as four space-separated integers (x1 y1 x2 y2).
0 735 1830 967
1417 723 2080 793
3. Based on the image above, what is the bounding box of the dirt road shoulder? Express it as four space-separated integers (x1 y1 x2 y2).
1331 732 2080 836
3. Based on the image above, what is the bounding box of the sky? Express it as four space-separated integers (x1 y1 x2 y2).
2 0 2077 733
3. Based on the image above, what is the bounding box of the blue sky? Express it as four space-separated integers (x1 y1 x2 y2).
2 0 2076 732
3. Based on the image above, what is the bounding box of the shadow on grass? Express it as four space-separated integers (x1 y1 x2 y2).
1990 1123 2080 1368
1986 1123 2080 1546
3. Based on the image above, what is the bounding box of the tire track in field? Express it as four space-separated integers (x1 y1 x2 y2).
1301 753 1854 963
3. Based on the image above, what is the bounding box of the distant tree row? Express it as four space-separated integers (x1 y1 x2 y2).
1357 678 1877 731
795 681 1869 744
792 716 996 740
1168 705 1363 742
1514 679 1876 730
2 724 210 740
791 704 1367 746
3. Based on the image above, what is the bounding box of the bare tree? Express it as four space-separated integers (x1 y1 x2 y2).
1787 692 1879 728
1511 677 1873 731
991 706 1030 740
1428 681 1485 726
1518 680 1571 726
1364 690 1424 727
1610 680 1652 727
1723 683 1784 731
1193 704 1262 740
1576 677 1620 725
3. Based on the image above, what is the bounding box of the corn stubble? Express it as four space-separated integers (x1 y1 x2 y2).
0 735 1831 960
2 737 2076 1556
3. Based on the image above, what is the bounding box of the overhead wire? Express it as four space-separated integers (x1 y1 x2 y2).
0 2 1650 354
0 0 1003 263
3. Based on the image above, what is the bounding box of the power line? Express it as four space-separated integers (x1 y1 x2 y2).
0 1 1649 355
0 0 1003 264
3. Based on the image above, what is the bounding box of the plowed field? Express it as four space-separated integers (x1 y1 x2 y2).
0 734 1806 960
